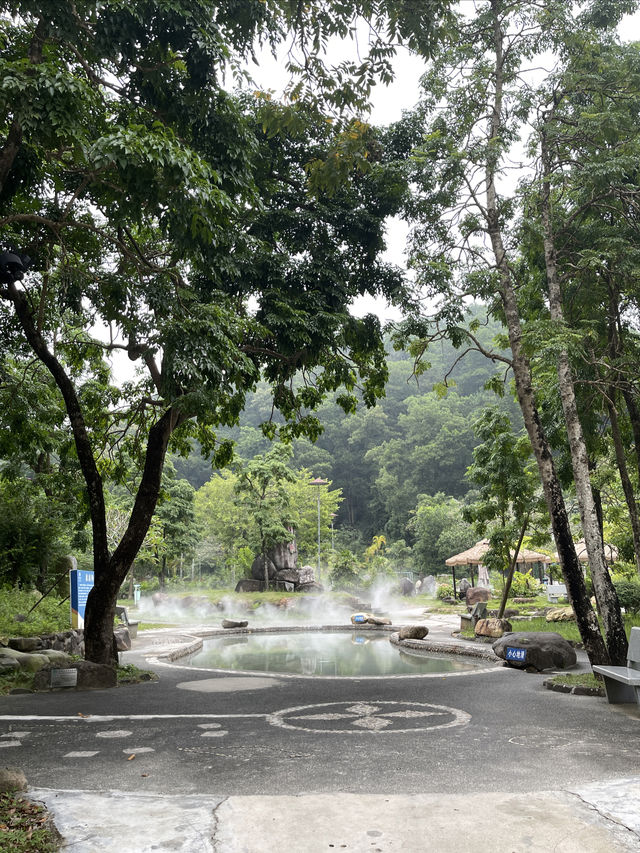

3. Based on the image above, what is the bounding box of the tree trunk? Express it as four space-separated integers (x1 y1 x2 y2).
484 3 609 665
498 520 527 619
608 393 640 576
540 129 627 664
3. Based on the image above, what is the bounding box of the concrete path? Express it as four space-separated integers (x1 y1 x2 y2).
4 609 639 851
27 782 640 852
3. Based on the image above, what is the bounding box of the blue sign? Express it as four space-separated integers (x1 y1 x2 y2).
506 646 527 662
353 613 366 623
70 569 94 629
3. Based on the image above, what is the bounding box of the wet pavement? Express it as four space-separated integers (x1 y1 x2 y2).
1 608 639 851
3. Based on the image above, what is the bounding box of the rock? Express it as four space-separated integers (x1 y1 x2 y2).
0 654 19 672
298 581 324 593
151 592 169 606
398 625 429 640
7 637 43 652
459 578 471 600
351 612 392 626
441 596 457 605
113 626 131 652
40 649 73 665
234 579 264 593
399 578 415 597
222 619 249 629
275 569 300 585
420 575 437 597
546 606 575 622
492 631 577 671
13 613 27 623
268 541 298 572
475 617 511 638
251 554 277 582
32 661 117 690
298 565 316 585
0 768 27 793
19 653 51 672
465 586 491 606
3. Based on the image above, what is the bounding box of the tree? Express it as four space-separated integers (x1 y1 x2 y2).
463 408 543 616
399 0 635 663
0 1 433 663
409 493 475 577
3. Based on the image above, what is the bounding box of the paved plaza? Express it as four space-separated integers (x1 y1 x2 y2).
1 612 639 851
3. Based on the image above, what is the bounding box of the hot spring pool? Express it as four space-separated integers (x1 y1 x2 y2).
183 630 489 677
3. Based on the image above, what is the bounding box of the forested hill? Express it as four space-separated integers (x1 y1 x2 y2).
174 305 521 544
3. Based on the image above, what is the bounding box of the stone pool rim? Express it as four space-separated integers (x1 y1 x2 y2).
144 624 504 680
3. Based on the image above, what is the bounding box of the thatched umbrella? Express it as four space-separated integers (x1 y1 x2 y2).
558 540 619 564
445 539 551 594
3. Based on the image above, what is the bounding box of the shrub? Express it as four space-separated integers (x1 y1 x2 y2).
437 584 454 599
509 570 542 598
613 578 640 614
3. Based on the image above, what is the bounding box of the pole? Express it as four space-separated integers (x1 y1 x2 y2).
316 488 321 583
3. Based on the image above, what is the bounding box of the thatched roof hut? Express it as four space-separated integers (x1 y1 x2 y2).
445 539 551 566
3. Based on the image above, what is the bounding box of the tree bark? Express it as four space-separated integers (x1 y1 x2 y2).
539 128 627 664
485 2 609 664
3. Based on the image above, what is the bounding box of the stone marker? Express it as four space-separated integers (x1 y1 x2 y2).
398 625 429 640
222 619 249 629
474 617 511 638
33 661 117 690
465 586 491 606
492 631 577 671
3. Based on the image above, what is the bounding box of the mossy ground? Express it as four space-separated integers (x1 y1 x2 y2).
0 792 61 852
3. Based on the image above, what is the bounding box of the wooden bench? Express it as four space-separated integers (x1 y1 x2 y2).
593 627 640 705
460 601 488 632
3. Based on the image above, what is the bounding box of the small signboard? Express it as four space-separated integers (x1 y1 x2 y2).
353 613 366 623
506 646 527 662
70 569 94 629
50 668 78 688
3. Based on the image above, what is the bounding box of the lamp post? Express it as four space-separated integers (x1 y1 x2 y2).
309 477 328 583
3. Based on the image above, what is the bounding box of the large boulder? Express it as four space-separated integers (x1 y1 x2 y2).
475 617 511 638
33 661 117 690
466 586 490 606
276 568 300 586
398 625 429 640
251 554 277 582
399 577 415 597
234 579 264 593
492 631 577 671
268 541 298 572
298 581 324 593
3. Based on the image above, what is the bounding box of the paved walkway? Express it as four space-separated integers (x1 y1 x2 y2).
3 608 639 851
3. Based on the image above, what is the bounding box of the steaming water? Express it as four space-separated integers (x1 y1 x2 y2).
137 593 370 627
184 631 484 677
